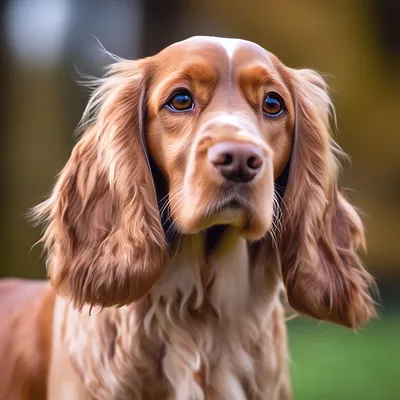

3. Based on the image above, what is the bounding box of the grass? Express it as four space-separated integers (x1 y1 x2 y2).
288 313 400 400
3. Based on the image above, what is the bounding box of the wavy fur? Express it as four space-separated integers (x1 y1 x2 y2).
20 37 376 399
32 60 167 309
280 68 376 328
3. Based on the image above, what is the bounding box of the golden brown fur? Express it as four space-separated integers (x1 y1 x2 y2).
0 36 376 399
0 279 54 400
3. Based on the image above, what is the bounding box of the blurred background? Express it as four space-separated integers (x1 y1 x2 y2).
0 0 399 398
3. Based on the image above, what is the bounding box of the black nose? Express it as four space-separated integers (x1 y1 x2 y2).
208 142 263 183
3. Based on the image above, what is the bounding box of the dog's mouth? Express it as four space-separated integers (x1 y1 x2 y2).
216 193 254 214
217 198 244 211
163 181 264 239
200 195 254 231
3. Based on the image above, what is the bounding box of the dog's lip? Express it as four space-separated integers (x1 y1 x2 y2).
176 194 255 235
215 195 253 213
205 196 253 228
218 199 242 210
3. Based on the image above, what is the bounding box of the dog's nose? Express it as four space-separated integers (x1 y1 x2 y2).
208 142 263 183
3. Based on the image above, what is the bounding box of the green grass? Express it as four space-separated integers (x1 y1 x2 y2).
288 313 400 400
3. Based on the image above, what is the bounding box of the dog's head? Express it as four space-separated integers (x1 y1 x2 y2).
33 37 375 328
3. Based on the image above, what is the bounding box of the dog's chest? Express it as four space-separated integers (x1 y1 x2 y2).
141 237 254 399
62 238 286 399
136 238 283 399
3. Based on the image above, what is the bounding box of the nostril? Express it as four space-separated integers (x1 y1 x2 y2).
247 156 261 170
222 153 233 166
210 151 233 166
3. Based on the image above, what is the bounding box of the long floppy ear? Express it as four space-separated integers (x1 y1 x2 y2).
279 69 376 328
32 59 167 309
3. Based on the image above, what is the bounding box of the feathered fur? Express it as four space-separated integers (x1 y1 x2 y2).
0 37 375 400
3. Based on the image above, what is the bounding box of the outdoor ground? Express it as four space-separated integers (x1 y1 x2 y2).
288 312 399 400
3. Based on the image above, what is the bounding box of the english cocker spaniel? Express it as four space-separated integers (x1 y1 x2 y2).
0 36 376 400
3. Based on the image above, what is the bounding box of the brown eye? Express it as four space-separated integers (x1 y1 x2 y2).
166 91 194 111
262 92 285 117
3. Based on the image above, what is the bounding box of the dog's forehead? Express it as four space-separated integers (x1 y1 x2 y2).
160 36 272 66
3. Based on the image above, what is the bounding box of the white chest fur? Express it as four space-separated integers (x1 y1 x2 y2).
51 236 290 400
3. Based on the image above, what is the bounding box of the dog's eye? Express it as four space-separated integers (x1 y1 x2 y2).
166 91 194 112
262 92 285 117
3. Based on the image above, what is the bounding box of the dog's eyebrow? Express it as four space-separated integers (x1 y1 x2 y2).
238 63 284 89
152 62 217 98
167 59 217 80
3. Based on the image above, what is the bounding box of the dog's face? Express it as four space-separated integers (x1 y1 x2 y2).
146 37 294 239
34 36 376 329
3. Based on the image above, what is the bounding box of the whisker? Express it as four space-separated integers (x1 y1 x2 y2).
273 185 289 213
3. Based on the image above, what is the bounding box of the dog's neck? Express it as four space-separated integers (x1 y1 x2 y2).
138 230 285 398
57 229 287 399
149 229 253 324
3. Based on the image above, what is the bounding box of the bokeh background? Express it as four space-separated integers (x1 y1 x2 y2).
0 0 399 398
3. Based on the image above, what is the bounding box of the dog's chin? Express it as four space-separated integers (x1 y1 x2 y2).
178 200 270 240
208 206 248 229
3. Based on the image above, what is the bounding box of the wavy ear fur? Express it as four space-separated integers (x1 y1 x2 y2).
32 59 167 309
280 69 376 328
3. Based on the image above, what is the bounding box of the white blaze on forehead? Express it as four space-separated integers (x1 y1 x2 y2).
212 36 271 64
170 36 269 62
208 113 258 130
214 37 241 60
203 113 266 144
208 113 249 129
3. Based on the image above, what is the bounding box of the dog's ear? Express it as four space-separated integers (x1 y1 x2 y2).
279 68 376 328
32 59 167 309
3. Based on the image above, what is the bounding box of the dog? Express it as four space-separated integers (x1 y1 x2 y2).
0 36 376 400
